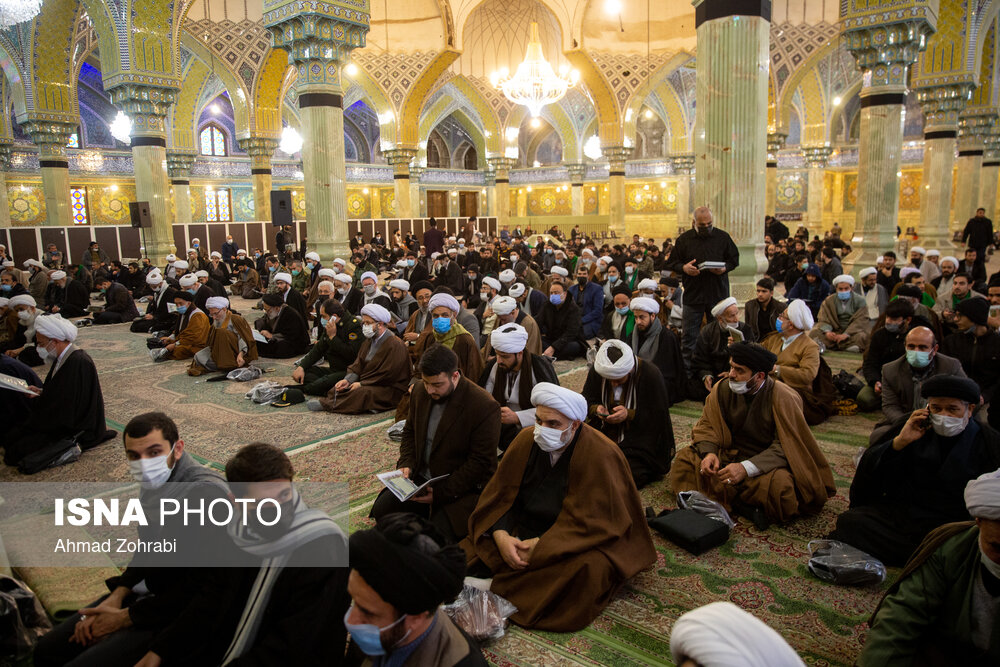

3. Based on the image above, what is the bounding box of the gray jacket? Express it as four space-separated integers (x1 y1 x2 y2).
870 352 967 445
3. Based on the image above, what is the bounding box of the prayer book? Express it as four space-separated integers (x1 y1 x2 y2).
726 326 744 343
251 329 269 344
698 261 727 270
0 373 35 395
167 303 179 313
377 470 450 502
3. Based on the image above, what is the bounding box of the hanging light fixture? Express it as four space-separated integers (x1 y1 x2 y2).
280 126 303 155
109 111 132 144
0 0 42 29
491 22 578 118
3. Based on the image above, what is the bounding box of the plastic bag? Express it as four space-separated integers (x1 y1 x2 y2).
442 584 517 642
227 366 263 382
677 490 736 529
0 574 51 659
245 380 284 404
387 420 406 441
807 539 886 586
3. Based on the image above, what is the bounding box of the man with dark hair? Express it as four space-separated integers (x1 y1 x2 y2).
537 281 584 360
878 251 901 292
91 276 140 325
291 298 364 396
961 208 993 270
783 252 809 293
856 299 917 412
957 248 987 288
941 297 1000 427
423 218 446 256
744 277 786 340
254 292 310 358
371 345 500 543
346 513 485 665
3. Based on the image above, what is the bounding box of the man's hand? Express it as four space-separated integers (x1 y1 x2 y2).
334 379 350 392
144 314 153 320
838 333 850 343
493 530 529 570
261 330 273 340
874 381 882 394
499 407 521 425
403 331 420 342
700 452 720 476
709 267 726 275
604 405 628 424
27 385 42 397
514 537 540 564
399 467 411 479
594 405 610 419
236 351 245 368
542 346 556 358
717 463 748 486
292 366 305 383
412 487 433 504
325 319 338 337
164 343 175 352
133 651 162 667
51 306 60 313
682 259 700 276
70 616 96 645
703 375 714 392
894 408 930 450
825 331 838 342
74 604 131 644
350 382 361 393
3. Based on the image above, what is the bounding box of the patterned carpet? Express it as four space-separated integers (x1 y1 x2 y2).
2 308 890 665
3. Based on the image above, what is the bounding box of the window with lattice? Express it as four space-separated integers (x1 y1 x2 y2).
70 187 89 225
205 188 232 222
200 125 227 156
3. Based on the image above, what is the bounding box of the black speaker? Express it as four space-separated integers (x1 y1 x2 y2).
129 201 151 228
271 190 293 227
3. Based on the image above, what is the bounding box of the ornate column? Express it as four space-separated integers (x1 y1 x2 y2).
0 142 12 228
516 188 527 218
484 171 496 218
409 166 424 217
954 110 996 230
803 145 832 235
238 137 280 222
108 85 178 261
167 151 197 227
566 163 587 217
842 7 934 269
672 154 695 231
915 84 971 247
982 131 1000 224
692 0 770 298
22 120 76 227
385 148 418 218
487 157 516 229
265 1 369 259
603 147 630 236
766 132 786 216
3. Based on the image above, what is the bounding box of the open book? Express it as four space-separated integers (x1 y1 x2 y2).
376 470 450 502
0 373 35 395
251 329 269 344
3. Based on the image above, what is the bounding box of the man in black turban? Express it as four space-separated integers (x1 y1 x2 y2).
344 513 487 665
831 375 1000 566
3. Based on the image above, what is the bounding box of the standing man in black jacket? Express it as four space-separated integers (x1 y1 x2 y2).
962 207 993 270
664 206 740 368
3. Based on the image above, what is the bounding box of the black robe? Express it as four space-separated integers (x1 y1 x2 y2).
131 286 179 333
3 348 112 466
47 278 91 318
632 320 686 405
479 353 559 452
254 306 310 358
0 354 41 432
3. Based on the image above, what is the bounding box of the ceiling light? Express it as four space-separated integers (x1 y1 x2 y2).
210 103 221 114
491 23 578 117
279 127 303 155
109 111 132 143
530 117 541 129
345 63 359 77
0 0 42 28
584 135 602 160
832 96 842 106
605 0 622 14
644 109 653 120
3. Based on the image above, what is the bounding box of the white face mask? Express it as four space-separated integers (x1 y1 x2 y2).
362 323 376 338
728 379 750 394
17 310 32 322
363 285 376 297
929 412 969 437
37 344 55 362
128 445 175 488
533 424 572 452
338 286 349 295
981 547 1000 580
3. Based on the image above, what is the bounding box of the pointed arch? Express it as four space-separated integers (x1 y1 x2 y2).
179 30 249 135
27 0 79 119
169 56 212 150
250 48 291 140
622 51 694 144
651 79 691 153
565 49 620 145
345 64 397 149
777 39 842 133
399 49 460 146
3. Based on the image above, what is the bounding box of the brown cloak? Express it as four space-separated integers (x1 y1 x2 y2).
480 314 543 360
461 425 656 632
810 293 870 350
171 310 210 360
320 334 410 414
203 312 258 370
760 331 837 425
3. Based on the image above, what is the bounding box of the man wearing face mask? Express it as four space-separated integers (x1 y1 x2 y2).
536 281 584 360
129 272 177 334
857 299 919 412
568 265 604 340
473 276 501 336
4 315 117 467
152 291 211 362
345 513 484 665
870 326 967 445
601 263 625 308
831 376 1000 566
91 276 141 325
462 382 655 631
221 234 239 268
253 292 310 359
432 248 464 295
689 296 756 402
630 296 687 406
292 298 364 396
669 342 836 528
333 272 362 315
358 271 398 318
2 294 41 364
859 469 1000 665
1 269 29 298
599 285 636 342
941 297 1000 430
189 297 258 375
270 271 310 324
400 249 430 285
44 269 91 318
32 412 238 667
312 303 411 414
809 274 870 353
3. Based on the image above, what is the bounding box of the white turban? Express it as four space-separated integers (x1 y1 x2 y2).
205 296 229 310
530 382 586 422
237 249 247 256
148 268 162 276
33 314 78 343
25 259 45 270
389 279 410 292
333 273 352 285
431 252 441 260
581 248 595 257
898 267 920 280
600 255 613 265
833 274 855 287
482 276 501 292
332 258 346 267
630 296 660 314
9 294 36 308
876 255 885 265
51 270 67 281
305 251 320 262
491 296 517 316
173 260 189 271
858 267 877 279
551 266 569 277
910 246 926 255
273 272 292 285
594 339 635 380
785 299 814 331
499 269 516 284
925 249 940 257
360 303 391 324
191 237 200 244
179 274 198 288
637 278 658 292
187 248 197 254
210 251 222 259
941 256 960 268
1 260 12 267
318 280 335 292
447 247 458 255
670 602 804 667
491 323 529 353
145 273 163 286
318 268 337 279
195 270 209 279
711 296 738 318
396 260 408 268
165 254 177 262
428 292 460 315
965 468 1000 519
360 271 378 284
508 283 526 298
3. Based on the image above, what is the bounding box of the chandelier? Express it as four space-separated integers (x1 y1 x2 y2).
490 22 578 118
0 0 42 29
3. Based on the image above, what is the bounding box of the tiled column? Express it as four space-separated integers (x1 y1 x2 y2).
0 143 12 228
238 137 280 222
487 157 516 229
843 18 933 268
566 164 587 217
603 147 630 237
484 171 496 218
766 132 786 216
981 132 1000 224
803 145 832 235
108 85 178 261
167 151 196 227
692 0 770 297
915 84 971 247
954 110 996 230
385 148 418 218
409 167 424 217
23 120 77 227
516 188 527 218
264 4 369 259
672 155 694 232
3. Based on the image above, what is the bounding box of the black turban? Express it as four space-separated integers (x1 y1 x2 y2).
411 280 433 295
922 375 981 404
728 341 777 375
612 284 633 298
349 513 465 614
895 284 923 299
261 293 284 307
956 297 989 326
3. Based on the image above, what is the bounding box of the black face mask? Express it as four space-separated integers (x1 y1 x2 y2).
577 276 588 287
696 225 712 236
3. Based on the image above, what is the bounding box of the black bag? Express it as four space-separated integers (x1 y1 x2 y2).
16 438 82 475
646 507 730 555
0 574 52 659
832 369 865 400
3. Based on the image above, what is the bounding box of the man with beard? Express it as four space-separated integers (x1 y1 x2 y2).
689 296 756 402
44 269 91 318
402 281 434 361
130 272 177 334
189 297 258 375
854 267 888 326
253 293 310 359
480 296 542 359
629 296 686 405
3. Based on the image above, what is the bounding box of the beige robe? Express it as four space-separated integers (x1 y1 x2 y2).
480 314 543 360
319 334 410 414
761 331 837 425
809 293 870 351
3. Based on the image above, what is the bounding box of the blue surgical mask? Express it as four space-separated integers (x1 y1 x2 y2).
432 316 452 334
837 290 851 301
906 349 932 368
1 284 10 292
545 248 553 254
268 266 277 272
406 259 415 267
615 306 630 316
550 293 563 306
306 262 315 270
608 275 619 284
292 269 301 276
176 305 188 314
187 288 197 295
320 318 329 328
775 318 784 333
343 607 408 657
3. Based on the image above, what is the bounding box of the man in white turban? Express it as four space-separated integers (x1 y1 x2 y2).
269 269 309 323
3 315 116 467
860 466 1000 665
671 602 804 667
3 294 44 366
359 271 397 318
189 296 257 376
129 270 177 334
920 247 943 283
854 266 889 324
689 295 756 401
462 382 655 632
582 339 676 488
810 274 870 353
480 323 558 452
480 294 542 358
387 278 417 321
629 295 687 406
44 269 89 319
